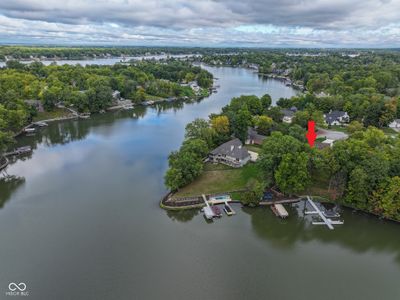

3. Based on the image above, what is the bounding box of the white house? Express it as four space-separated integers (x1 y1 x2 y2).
324 110 350 126
209 138 250 168
281 107 297 124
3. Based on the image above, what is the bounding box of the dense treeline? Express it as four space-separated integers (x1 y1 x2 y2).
0 46 250 61
166 93 400 222
0 60 212 151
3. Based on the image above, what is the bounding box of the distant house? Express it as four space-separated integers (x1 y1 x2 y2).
315 91 330 98
209 138 250 168
324 110 350 126
281 107 297 123
389 119 400 129
24 99 44 113
246 127 267 145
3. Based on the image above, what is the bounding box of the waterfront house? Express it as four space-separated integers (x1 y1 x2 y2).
281 107 297 124
246 127 267 145
209 138 250 168
324 110 350 126
389 119 400 129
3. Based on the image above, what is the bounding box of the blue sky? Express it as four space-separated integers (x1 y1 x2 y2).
1 0 400 47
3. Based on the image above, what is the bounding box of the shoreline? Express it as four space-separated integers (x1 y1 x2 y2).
160 190 400 224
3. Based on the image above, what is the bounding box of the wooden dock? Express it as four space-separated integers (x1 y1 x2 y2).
0 156 9 171
260 198 300 206
271 204 289 218
4 146 32 157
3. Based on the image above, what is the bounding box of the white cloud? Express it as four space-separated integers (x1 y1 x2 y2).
0 0 400 46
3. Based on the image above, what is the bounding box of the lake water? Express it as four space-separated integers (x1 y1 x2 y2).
0 66 399 300
0 54 199 67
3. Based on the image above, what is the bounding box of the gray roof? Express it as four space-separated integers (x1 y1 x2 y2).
281 109 295 117
247 127 267 143
325 110 348 124
210 138 250 160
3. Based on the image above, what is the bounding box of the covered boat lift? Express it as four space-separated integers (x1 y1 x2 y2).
305 196 343 230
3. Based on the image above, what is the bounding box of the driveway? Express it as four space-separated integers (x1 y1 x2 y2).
317 128 348 140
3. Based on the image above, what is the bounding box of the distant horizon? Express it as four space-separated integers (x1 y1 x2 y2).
1 1 400 48
1 43 400 51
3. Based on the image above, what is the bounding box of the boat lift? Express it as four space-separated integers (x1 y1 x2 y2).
305 196 343 230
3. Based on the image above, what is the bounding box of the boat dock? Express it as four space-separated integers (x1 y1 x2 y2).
305 196 343 230
4 146 32 157
271 204 289 218
223 202 236 216
0 156 9 172
202 194 215 220
201 194 235 220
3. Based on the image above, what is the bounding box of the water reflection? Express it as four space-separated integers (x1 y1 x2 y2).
0 176 25 208
243 202 400 263
165 209 199 222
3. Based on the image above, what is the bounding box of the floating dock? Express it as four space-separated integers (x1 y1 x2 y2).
271 204 289 218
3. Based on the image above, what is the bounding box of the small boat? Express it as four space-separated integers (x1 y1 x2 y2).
79 113 91 119
223 204 235 216
211 206 222 217
24 127 36 133
35 121 48 127
15 146 32 154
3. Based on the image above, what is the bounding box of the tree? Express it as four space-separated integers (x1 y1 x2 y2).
241 179 264 207
258 132 304 174
180 139 209 159
164 167 184 191
185 118 214 147
211 115 230 136
344 167 370 209
231 108 252 142
372 177 400 220
42 86 61 110
260 94 272 110
266 106 284 122
275 152 310 195
254 115 273 135
347 121 364 134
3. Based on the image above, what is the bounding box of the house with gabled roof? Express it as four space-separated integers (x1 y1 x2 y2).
324 110 349 126
209 138 250 168
246 127 267 145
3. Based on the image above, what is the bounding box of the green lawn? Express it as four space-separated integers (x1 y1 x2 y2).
33 108 70 122
173 163 261 198
245 144 262 153
382 127 398 136
301 171 334 200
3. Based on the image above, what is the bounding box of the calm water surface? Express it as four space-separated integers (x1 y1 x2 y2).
0 66 399 300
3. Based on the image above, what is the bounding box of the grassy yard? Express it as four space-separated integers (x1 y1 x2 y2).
301 171 335 200
382 127 398 136
33 108 70 122
245 144 262 153
173 163 261 198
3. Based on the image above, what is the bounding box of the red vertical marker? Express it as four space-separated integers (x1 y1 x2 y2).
306 120 317 148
